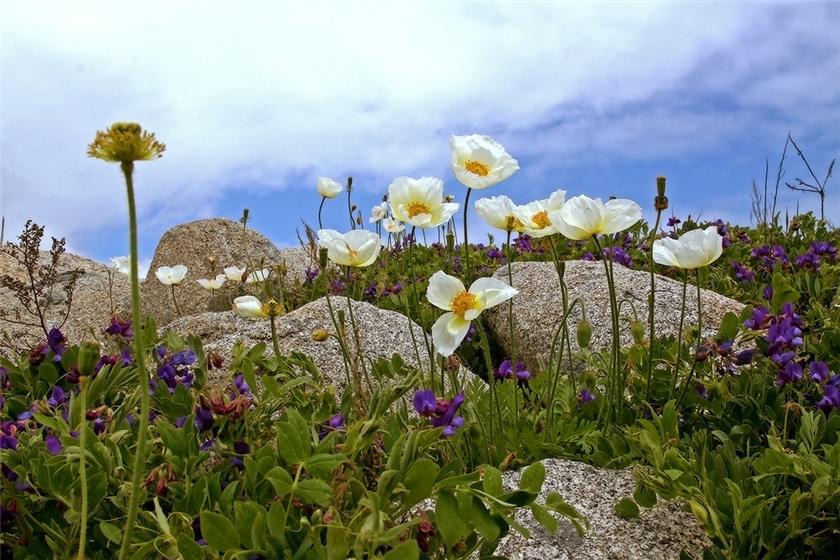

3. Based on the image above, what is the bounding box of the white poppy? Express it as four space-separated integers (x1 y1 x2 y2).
109 256 130 275
514 188 567 238
388 176 459 229
653 226 723 269
316 177 343 199
233 295 267 318
155 265 188 286
474 195 525 232
223 266 247 282
450 134 519 190
550 195 642 240
197 274 226 290
246 268 272 284
369 202 388 223
317 229 381 267
383 217 405 233
426 270 518 357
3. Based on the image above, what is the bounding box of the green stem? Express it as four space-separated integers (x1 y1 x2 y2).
645 208 664 404
669 270 689 402
170 285 182 318
593 236 620 425
407 227 435 389
475 321 497 452
462 188 473 283
676 269 703 407
77 376 89 560
269 315 282 361
505 230 519 435
318 196 326 230
118 161 151 560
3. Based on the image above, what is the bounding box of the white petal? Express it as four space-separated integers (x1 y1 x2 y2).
601 199 642 235
431 312 471 357
469 277 518 309
426 271 465 310
233 295 265 318
652 239 680 267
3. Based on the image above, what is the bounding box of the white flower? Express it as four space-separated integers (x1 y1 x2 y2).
450 134 519 190
383 217 405 233
514 189 566 238
474 195 525 232
653 226 723 269
233 295 266 318
197 274 226 290
388 176 459 229
246 268 272 284
223 266 247 282
316 177 343 199
155 265 188 286
549 195 642 240
109 256 130 275
426 271 518 357
369 202 388 223
318 229 381 267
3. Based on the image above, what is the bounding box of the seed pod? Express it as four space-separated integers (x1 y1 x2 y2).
576 319 593 349
311 328 329 342
446 231 455 252
318 247 328 269
631 320 645 344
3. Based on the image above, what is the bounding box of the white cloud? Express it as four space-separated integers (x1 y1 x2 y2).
1 0 838 250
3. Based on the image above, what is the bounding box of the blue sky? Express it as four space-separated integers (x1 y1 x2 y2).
2 1 839 274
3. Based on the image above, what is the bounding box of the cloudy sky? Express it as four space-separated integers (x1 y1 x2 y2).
2 1 839 270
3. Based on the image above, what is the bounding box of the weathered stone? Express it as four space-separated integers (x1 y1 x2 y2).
490 458 710 559
486 261 744 371
141 218 313 325
163 296 442 394
0 249 130 354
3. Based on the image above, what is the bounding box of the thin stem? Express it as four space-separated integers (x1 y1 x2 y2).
170 285 182 318
505 230 520 435
593 236 620 425
676 269 703 407
462 188 473 283
77 376 89 560
318 196 326 230
645 207 664 403
669 269 689 402
118 161 151 560
269 315 282 361
407 227 435 388
347 181 355 230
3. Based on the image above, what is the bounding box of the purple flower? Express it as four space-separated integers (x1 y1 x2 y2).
413 390 437 417
695 383 709 399
195 406 214 432
667 216 681 228
0 434 17 450
233 373 251 396
811 241 837 259
495 359 513 379
751 245 789 270
431 393 465 430
47 386 66 408
762 285 773 301
578 389 595 405
817 384 840 412
104 316 133 339
328 413 345 429
171 349 196 366
95 354 117 373
809 361 831 383
604 246 632 267
45 435 62 455
487 247 504 262
363 283 378 301
46 327 67 358
93 417 108 435
794 251 821 271
582 252 595 261
175 416 187 428
199 438 215 452
776 361 802 386
744 307 771 330
120 347 134 366
731 261 755 283
304 267 319 284
330 279 346 294
514 235 533 253
734 349 755 366
441 416 465 438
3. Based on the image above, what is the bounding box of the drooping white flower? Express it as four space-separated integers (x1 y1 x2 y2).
316 177 343 199
369 202 388 223
318 229 381 267
109 256 130 275
426 271 518 357
550 195 642 240
450 134 519 190
233 295 284 319
246 268 272 284
514 188 566 238
653 226 723 269
197 274 226 290
383 217 405 234
474 195 525 232
388 176 459 229
223 266 247 282
155 265 188 286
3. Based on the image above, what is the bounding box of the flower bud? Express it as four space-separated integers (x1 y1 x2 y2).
346 176 353 192
78 341 101 376
630 321 645 345
576 319 592 349
654 177 669 211
446 231 455 252
311 328 329 342
319 247 328 269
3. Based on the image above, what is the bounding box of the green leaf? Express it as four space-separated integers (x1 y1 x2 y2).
530 502 558 533
234 501 264 549
156 419 185 458
99 521 121 544
519 462 545 494
614 498 640 519
545 492 587 536
277 409 312 465
326 525 348 560
383 540 419 560
200 511 240 551
306 453 347 479
465 496 501 541
265 467 294 497
482 466 503 496
633 484 657 508
296 479 332 505
436 491 467 547
176 533 205 560
403 458 440 507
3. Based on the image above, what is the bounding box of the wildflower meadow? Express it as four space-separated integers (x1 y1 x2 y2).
1 124 839 559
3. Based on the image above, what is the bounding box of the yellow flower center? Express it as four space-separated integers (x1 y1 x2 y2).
407 201 432 218
505 216 524 231
464 160 490 177
532 210 551 229
451 291 478 318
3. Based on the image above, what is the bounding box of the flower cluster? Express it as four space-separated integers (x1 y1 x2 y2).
412 390 466 437
152 346 197 394
750 244 790 271
794 241 837 271
495 359 531 381
731 261 755 283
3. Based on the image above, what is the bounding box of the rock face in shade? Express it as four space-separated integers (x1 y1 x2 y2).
490 458 710 559
162 296 438 394
485 261 745 372
0 249 130 355
141 218 312 325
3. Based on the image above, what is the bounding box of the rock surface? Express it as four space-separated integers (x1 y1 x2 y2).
141 218 312 325
486 261 744 371
163 296 437 393
0 249 130 354
491 458 709 559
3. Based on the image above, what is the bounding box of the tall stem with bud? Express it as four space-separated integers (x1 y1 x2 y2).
645 177 668 403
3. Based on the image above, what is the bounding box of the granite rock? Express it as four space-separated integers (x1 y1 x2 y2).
485 261 744 371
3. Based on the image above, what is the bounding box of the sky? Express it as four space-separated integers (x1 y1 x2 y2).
2 1 839 273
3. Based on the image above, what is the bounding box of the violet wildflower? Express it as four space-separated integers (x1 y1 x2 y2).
794 251 821 271
495 359 513 379
487 247 504 261
233 373 251 396
514 234 533 253
195 406 214 432
582 251 595 261
731 261 755 283
413 389 437 417
45 434 62 455
776 361 803 386
47 386 66 408
734 349 755 366
809 361 831 383
604 246 632 267
817 384 840 412
744 307 771 330
667 216 681 228
45 327 66 360
430 393 465 437
105 316 133 339
304 266 319 284
175 416 187 428
578 389 595 405
363 282 379 301
762 285 773 301
330 279 346 294
695 383 709 399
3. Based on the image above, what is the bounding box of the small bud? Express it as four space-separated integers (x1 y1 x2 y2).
445 194 455 203
319 247 328 269
630 321 645 345
654 177 669 212
576 319 593 349
312 328 330 342
241 208 250 226
446 231 455 252
656 176 667 197
78 341 101 376
346 177 353 192
356 211 363 226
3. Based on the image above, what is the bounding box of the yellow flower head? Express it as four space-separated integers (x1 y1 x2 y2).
87 122 166 163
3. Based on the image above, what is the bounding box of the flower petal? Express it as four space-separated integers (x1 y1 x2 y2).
426 271 465 310
469 277 518 309
431 312 471 357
